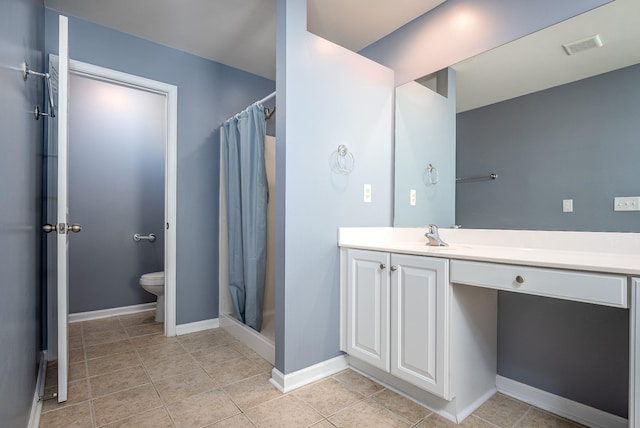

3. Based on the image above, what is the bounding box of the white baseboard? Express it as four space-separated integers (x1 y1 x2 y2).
496 375 627 428
69 302 156 323
270 355 349 393
28 351 47 428
175 318 220 335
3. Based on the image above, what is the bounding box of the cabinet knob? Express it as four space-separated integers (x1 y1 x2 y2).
390 265 397 272
380 264 386 270
515 275 525 284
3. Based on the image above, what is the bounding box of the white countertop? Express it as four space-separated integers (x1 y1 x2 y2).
338 227 640 276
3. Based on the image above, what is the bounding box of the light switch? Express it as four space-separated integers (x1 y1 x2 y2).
614 196 640 211
562 199 573 213
410 189 416 206
363 184 372 203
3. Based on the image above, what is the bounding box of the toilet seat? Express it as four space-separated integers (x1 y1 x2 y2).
140 271 164 286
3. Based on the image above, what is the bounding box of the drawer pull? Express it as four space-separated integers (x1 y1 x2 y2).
380 264 386 270
515 275 525 284
390 265 398 272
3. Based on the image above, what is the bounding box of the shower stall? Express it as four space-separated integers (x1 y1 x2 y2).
218 93 276 364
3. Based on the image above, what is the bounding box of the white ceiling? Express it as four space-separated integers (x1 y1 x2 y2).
453 0 640 112
43 0 444 80
43 0 638 111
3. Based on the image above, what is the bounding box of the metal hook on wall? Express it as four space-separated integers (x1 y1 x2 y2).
23 62 56 119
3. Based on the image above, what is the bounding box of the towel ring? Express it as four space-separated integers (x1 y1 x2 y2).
335 145 355 174
424 163 439 185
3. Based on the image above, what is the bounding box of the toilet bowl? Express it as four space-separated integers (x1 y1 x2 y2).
140 271 165 322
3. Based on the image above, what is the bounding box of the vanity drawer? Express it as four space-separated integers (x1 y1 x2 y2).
450 260 628 308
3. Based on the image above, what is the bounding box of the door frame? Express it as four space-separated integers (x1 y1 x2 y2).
58 57 178 336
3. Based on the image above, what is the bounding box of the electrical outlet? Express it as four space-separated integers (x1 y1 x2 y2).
364 184 372 203
562 199 573 213
410 189 416 206
614 196 640 211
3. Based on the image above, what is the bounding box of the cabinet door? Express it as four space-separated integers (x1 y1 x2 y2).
390 254 450 399
347 249 390 371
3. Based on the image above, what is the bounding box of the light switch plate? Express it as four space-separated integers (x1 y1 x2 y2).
410 189 416 206
562 199 573 213
614 196 640 211
364 184 372 203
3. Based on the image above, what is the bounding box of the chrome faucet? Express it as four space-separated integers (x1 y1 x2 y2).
425 224 448 246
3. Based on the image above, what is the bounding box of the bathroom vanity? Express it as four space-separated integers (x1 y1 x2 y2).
338 227 640 427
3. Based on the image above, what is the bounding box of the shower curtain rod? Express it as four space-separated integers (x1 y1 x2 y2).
222 91 276 124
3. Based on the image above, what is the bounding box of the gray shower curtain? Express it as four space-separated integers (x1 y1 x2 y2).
223 104 268 332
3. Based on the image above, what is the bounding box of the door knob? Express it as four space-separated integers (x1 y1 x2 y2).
390 265 398 272
68 224 82 233
42 224 57 233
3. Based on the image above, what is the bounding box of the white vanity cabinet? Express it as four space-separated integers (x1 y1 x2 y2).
345 249 451 399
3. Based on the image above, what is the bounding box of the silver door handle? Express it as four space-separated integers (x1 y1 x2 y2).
42 224 57 233
68 224 82 233
134 233 156 242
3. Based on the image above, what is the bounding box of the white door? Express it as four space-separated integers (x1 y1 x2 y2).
44 15 72 403
346 249 390 371
390 254 451 399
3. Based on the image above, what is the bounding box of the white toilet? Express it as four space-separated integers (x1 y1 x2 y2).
140 271 165 322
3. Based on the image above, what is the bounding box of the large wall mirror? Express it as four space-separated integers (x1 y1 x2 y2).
394 0 640 232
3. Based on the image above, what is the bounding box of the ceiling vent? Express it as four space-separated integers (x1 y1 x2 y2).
562 34 603 55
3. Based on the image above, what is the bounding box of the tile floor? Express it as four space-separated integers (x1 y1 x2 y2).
39 311 585 427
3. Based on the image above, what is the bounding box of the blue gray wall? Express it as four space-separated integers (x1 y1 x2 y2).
276 0 394 374
68 74 165 313
0 0 44 425
45 9 275 324
457 65 640 417
394 69 456 227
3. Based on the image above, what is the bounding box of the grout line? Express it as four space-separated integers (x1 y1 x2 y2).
511 406 532 427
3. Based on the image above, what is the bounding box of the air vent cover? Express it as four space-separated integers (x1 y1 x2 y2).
562 35 603 55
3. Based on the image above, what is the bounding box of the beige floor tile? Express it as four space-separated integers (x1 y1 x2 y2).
69 334 84 350
310 421 336 428
69 348 86 363
87 351 142 377
223 374 282 410
204 357 264 386
179 330 233 353
251 357 274 374
415 413 496 428
245 395 323 428
332 369 384 397
82 317 123 334
136 340 188 365
166 389 241 428
125 323 163 338
102 406 173 428
69 361 88 381
85 339 134 360
92 383 162 426
89 365 150 398
83 328 129 347
371 388 431 424
293 378 364 417
68 322 82 336
39 401 93 428
515 408 584 428
42 380 90 413
473 394 529 428
328 399 411 428
130 333 177 348
118 310 156 328
191 344 244 366
206 413 256 427
154 368 218 402
144 352 201 381
230 341 263 360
